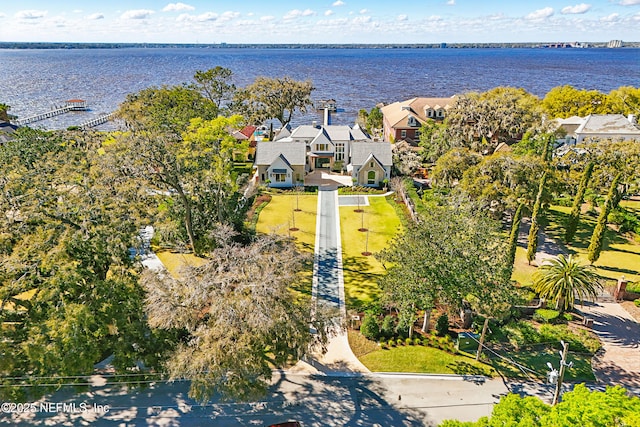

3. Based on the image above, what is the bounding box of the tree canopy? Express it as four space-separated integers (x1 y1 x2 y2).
143 229 329 402
377 204 513 334
440 384 640 427
445 87 543 149
0 129 165 399
234 76 314 126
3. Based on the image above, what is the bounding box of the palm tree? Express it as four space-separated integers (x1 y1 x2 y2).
533 254 602 312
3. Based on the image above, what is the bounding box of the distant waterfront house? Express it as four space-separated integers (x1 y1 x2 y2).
348 142 392 187
554 114 640 144
0 121 18 144
254 142 306 188
380 97 456 143
255 122 391 187
232 125 258 160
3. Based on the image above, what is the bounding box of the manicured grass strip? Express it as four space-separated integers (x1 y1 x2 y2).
255 193 318 299
255 194 317 253
155 251 206 277
511 205 640 286
340 196 402 310
358 344 496 377
488 347 595 382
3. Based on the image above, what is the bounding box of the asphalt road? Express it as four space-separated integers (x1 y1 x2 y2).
2 372 519 426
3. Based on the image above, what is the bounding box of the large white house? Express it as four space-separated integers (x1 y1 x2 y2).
255 123 392 187
554 114 640 145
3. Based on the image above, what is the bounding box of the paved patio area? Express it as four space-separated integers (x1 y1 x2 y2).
304 170 353 187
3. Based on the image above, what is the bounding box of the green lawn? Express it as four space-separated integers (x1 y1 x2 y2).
488 347 595 382
358 343 496 376
155 251 206 277
255 193 318 298
255 193 318 253
340 195 403 309
512 205 640 287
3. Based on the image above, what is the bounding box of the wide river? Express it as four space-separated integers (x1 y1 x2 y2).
1 47 638 129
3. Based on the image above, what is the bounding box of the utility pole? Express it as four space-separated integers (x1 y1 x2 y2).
552 341 570 406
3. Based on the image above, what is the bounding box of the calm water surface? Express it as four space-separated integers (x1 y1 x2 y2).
1 47 638 129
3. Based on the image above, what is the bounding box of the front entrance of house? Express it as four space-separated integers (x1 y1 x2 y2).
314 157 331 169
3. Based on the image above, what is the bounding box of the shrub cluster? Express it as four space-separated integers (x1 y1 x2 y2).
533 308 561 324
500 321 600 353
362 314 458 354
608 208 640 234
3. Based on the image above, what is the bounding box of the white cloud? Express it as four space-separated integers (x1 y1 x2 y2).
88 13 105 20
260 15 275 21
561 3 591 14
360 9 368 14
397 14 408 21
525 7 554 20
619 0 640 5
352 15 371 24
0 12 5 18
73 9 83 14
163 3 195 12
325 10 334 16
177 12 217 22
15 10 48 20
447 0 455 4
600 13 619 22
332 0 345 6
283 9 316 20
219 11 240 22
121 9 154 20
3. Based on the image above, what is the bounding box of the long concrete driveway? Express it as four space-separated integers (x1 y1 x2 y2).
312 187 345 317
306 187 369 374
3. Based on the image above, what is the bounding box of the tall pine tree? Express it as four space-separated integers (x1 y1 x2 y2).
587 173 621 264
527 172 547 265
565 162 594 243
507 203 525 273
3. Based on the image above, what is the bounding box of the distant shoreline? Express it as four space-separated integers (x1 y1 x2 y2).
0 42 639 50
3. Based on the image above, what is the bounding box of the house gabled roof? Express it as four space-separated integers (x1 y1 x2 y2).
310 129 334 147
381 96 457 128
240 125 257 139
254 142 306 166
289 125 323 139
575 114 640 136
274 123 293 141
350 142 392 167
276 124 372 144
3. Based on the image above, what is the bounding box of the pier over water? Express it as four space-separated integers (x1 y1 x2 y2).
13 99 88 126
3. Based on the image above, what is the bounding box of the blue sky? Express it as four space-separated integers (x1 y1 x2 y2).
0 1 639 43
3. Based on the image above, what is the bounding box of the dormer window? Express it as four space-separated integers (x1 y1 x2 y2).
437 109 444 118
408 115 418 127
426 108 434 118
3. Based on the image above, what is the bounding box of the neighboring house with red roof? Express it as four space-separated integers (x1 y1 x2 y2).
380 96 456 144
232 125 259 160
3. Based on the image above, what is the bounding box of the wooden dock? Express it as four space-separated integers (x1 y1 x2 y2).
14 99 89 126
79 112 116 129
